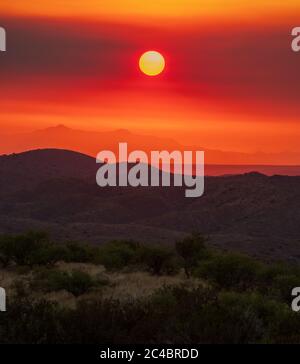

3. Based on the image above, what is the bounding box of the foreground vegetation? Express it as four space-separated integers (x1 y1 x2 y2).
0 232 300 344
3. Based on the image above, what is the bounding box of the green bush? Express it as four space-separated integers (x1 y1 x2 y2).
3 231 300 344
97 240 141 270
139 246 180 275
0 232 66 267
96 240 180 275
64 242 96 263
196 252 262 290
32 269 100 297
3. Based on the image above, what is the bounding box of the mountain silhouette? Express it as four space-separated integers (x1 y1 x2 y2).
1 149 300 261
1 125 300 166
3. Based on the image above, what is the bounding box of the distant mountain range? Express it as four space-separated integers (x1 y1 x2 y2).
1 124 300 168
1 148 300 261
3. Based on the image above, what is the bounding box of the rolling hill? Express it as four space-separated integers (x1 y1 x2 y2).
1 149 300 261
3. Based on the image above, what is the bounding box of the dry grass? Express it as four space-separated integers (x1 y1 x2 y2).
0 263 205 307
56 261 106 276
102 271 202 300
0 267 31 296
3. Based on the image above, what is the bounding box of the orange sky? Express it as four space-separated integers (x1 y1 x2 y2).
2 1 300 22
0 1 300 157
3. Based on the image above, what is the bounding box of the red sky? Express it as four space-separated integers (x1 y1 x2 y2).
0 1 300 158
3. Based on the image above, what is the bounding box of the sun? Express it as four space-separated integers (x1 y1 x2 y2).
139 51 165 76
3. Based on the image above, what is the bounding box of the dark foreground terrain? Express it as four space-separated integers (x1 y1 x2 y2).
1 149 300 261
1 232 300 344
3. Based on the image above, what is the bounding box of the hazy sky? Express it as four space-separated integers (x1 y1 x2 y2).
0 1 300 154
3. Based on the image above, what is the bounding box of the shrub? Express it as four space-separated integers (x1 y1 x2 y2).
64 270 97 297
139 246 180 275
0 232 66 267
64 242 96 263
97 240 141 270
0 232 64 267
0 296 64 344
32 269 100 297
196 252 261 290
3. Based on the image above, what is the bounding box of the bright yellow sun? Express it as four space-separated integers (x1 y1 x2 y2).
139 51 165 76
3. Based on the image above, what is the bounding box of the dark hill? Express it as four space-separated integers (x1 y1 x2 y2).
0 149 96 195
1 149 300 261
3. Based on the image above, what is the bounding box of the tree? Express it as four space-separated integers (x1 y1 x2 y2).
175 233 208 278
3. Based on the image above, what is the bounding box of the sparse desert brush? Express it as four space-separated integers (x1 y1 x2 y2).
63 242 96 263
30 268 108 297
0 231 66 267
96 240 181 276
195 252 262 291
